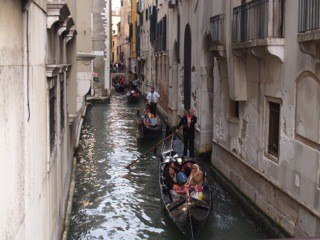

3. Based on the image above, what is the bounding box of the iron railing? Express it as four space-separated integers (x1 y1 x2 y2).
299 0 320 33
210 14 225 43
233 0 285 43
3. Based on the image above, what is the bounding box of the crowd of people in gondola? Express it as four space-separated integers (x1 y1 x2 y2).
112 75 127 92
112 73 142 92
165 160 204 201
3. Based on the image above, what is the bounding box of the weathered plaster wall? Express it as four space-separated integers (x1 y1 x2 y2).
0 1 25 239
76 0 94 111
173 0 217 152
24 3 49 239
212 0 320 237
93 0 107 88
1 1 78 239
166 4 179 126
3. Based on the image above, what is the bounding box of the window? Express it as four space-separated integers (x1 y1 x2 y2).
267 101 280 158
229 100 239 119
49 88 56 151
60 78 65 130
140 12 144 26
129 23 133 38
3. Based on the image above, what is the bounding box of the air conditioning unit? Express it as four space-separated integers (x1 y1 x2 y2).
168 0 177 9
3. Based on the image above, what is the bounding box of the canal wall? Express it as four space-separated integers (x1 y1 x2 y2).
211 142 320 237
158 108 293 237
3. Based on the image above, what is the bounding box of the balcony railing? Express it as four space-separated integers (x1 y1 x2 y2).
298 0 320 33
210 14 225 44
233 0 285 43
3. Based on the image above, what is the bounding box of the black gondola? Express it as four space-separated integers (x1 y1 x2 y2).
138 105 163 137
159 136 212 240
126 90 140 103
113 82 125 92
112 76 126 92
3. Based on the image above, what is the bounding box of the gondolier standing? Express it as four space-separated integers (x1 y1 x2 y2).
146 87 160 116
176 109 197 157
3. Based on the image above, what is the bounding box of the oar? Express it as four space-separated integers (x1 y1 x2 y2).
125 124 186 169
125 132 177 169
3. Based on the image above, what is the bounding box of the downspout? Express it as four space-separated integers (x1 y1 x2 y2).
26 10 30 122
177 3 180 64
22 6 31 122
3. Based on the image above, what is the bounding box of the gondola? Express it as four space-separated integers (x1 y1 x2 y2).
126 90 140 103
138 105 163 138
112 76 126 92
159 136 212 240
113 81 125 92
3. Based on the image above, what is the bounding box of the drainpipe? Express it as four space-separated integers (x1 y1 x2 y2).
22 5 31 122
177 3 180 64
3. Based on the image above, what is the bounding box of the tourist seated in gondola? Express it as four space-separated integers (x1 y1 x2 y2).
144 112 158 127
184 164 204 188
149 116 158 126
144 105 159 127
164 162 186 201
165 162 191 201
183 165 192 178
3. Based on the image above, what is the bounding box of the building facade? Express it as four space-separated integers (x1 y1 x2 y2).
0 0 93 239
129 0 138 74
117 0 131 75
136 0 157 95
137 0 320 237
92 0 111 94
111 8 121 64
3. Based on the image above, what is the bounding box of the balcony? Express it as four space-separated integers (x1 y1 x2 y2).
232 0 285 62
209 14 226 57
298 0 320 58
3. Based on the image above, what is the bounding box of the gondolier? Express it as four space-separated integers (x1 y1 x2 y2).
176 109 197 157
146 87 160 116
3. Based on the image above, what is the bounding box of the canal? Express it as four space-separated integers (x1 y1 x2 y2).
68 93 271 240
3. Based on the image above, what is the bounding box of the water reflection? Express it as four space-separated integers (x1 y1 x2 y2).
69 94 268 240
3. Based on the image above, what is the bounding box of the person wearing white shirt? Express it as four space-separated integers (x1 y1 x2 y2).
146 87 160 116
